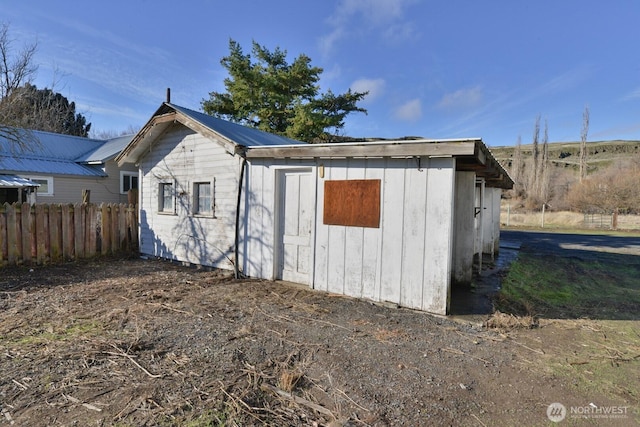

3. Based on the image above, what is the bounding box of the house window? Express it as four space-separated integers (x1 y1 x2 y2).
22 176 53 196
193 180 214 216
120 171 138 194
159 182 174 213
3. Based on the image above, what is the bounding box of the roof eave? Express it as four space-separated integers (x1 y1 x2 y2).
116 103 240 166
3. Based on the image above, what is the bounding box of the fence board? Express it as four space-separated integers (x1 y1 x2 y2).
101 203 110 255
74 204 84 258
0 203 138 266
111 204 119 252
62 204 73 259
87 204 97 257
50 205 61 262
6 204 18 264
21 203 32 262
0 205 5 264
36 204 47 264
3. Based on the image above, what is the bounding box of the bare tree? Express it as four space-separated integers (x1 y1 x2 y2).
509 135 524 198
0 22 38 148
579 105 589 182
568 158 640 219
524 115 541 208
0 23 38 99
540 120 552 204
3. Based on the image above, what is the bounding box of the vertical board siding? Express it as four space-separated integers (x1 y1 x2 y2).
452 172 476 284
157 142 463 315
362 159 384 301
343 160 365 298
422 158 455 313
400 163 428 309
241 159 316 282
325 161 347 295
313 162 329 292
0 202 137 266
482 187 501 255
379 162 406 304
309 157 455 315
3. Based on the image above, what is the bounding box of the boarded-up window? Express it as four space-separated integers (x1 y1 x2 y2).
323 179 381 228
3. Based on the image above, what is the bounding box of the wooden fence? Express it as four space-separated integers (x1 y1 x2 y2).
0 203 138 266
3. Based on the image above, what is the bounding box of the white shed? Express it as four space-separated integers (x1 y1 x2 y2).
117 103 512 315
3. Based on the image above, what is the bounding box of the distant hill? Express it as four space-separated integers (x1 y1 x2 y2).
489 140 640 172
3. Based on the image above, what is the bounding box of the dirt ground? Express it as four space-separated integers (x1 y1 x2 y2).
0 257 637 426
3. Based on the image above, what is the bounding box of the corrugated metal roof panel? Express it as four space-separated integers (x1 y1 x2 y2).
0 174 40 188
77 134 134 163
169 104 307 147
0 156 107 177
0 129 104 160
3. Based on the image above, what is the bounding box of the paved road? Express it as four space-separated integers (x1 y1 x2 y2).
501 229 640 260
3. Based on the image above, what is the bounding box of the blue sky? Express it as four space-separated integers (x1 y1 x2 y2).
4 1 640 146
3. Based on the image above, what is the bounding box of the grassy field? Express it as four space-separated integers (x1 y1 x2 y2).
496 251 640 320
493 246 640 411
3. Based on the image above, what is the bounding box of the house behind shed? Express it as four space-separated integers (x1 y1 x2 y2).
117 103 512 315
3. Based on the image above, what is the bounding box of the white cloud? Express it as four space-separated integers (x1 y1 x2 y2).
351 78 386 103
437 86 483 110
394 98 422 121
320 0 418 55
622 87 640 101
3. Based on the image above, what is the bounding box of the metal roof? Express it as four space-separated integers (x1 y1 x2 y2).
0 128 128 177
0 129 104 160
168 104 307 147
0 155 107 177
117 103 307 165
0 174 40 188
77 134 134 163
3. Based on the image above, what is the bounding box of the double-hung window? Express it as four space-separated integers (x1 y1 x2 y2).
193 180 214 216
159 181 175 213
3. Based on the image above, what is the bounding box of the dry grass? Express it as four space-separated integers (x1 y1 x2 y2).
484 311 538 330
500 207 640 230
277 369 304 392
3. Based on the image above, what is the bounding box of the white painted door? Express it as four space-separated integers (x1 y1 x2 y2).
277 169 313 284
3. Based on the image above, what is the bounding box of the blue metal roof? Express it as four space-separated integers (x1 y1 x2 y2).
0 128 127 177
0 129 104 160
77 134 135 163
169 104 307 147
0 155 107 177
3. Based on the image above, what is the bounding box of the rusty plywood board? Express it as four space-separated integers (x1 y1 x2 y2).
323 179 381 228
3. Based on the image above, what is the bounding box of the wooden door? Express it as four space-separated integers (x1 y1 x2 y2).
276 169 313 284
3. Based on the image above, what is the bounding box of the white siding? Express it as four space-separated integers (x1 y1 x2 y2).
452 172 476 284
240 159 316 279
482 187 501 255
242 156 456 315
138 125 241 270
